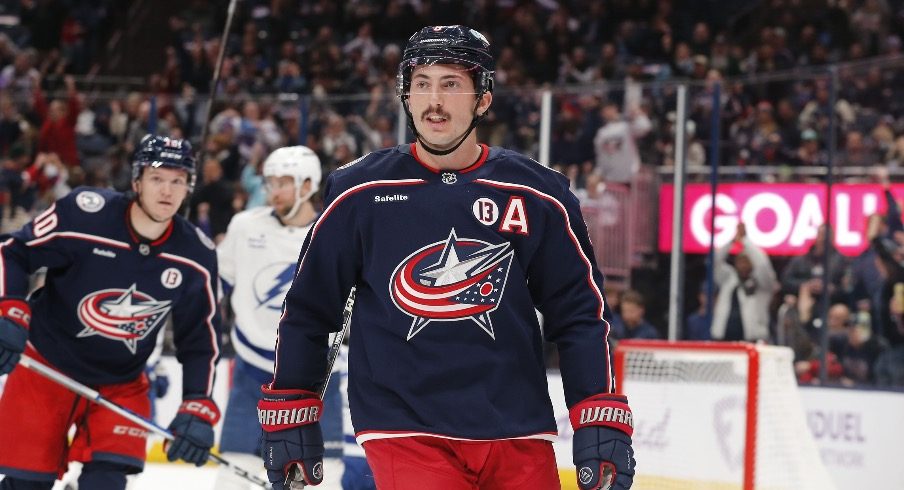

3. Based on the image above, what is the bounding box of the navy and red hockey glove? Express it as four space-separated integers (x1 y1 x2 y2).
0 298 30 376
165 397 220 466
258 387 325 488
570 394 636 490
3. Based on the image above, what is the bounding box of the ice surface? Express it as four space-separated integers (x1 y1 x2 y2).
1 459 345 490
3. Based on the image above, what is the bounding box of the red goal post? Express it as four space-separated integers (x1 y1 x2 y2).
614 340 835 490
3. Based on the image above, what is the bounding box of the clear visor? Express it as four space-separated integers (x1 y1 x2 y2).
400 55 485 94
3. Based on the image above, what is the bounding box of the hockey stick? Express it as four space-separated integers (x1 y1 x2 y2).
17 354 270 490
196 0 237 159
180 0 237 220
283 286 357 490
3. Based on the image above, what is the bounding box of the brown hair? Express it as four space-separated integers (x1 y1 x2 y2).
621 290 645 308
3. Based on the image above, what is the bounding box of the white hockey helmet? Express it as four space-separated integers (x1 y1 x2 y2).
262 145 322 219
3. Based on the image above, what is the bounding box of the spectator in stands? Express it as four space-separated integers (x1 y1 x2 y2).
782 224 849 326
711 223 776 342
551 99 594 171
851 0 889 54
273 60 307 94
849 210 886 327
233 100 283 168
589 100 651 186
1 142 38 228
610 290 660 340
0 50 39 112
204 131 241 183
320 113 357 169
594 43 620 81
107 92 141 147
21 0 68 60
659 116 705 168
34 74 80 169
837 130 880 167
27 150 68 206
792 304 848 384
798 80 855 137
559 46 596 85
189 158 235 244
872 231 904 347
776 294 817 363
343 21 380 62
793 128 828 167
871 115 896 154
747 101 780 154
685 286 713 341
875 343 904 386
876 292 904 386
885 135 904 166
603 283 623 333
124 100 171 157
0 33 18 69
773 98 800 147
834 300 886 385
239 141 265 210
795 347 844 385
0 93 24 156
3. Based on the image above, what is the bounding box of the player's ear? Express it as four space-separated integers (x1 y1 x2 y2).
477 92 493 117
131 179 140 194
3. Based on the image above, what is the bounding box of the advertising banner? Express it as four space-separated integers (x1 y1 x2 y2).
548 372 904 489
658 183 904 256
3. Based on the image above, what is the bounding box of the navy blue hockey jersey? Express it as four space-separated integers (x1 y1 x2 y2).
273 144 614 442
0 187 221 396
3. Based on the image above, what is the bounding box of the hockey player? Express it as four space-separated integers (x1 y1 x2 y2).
258 25 636 490
0 134 221 490
214 145 350 489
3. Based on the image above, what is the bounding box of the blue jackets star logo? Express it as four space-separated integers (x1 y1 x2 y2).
76 284 172 353
390 229 514 340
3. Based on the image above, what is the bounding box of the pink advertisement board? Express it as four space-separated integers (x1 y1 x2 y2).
658 183 903 257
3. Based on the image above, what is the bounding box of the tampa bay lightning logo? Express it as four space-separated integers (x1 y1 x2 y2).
77 284 172 353
390 229 514 340
252 262 296 310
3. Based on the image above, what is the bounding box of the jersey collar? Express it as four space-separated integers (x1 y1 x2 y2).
409 143 489 174
126 200 174 251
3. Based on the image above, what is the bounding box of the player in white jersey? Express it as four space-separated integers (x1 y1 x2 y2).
214 146 323 489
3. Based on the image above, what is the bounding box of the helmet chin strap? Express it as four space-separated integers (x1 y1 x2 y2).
406 96 487 156
279 182 315 221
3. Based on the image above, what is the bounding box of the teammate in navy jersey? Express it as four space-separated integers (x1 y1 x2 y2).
258 26 635 490
0 134 222 490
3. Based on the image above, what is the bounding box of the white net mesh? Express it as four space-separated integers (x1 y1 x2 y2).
619 342 835 490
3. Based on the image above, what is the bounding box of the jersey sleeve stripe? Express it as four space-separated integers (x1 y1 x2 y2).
26 232 132 249
158 252 220 394
475 178 613 392
354 430 559 445
0 237 14 297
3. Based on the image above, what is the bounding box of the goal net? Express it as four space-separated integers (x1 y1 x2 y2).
615 340 835 490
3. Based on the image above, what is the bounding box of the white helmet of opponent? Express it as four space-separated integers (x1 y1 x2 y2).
262 145 322 219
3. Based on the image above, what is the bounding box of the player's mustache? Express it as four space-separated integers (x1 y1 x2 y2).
421 109 451 120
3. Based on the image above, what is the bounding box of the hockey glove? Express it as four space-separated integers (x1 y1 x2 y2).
165 397 220 466
258 387 325 488
0 298 30 376
570 394 636 490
